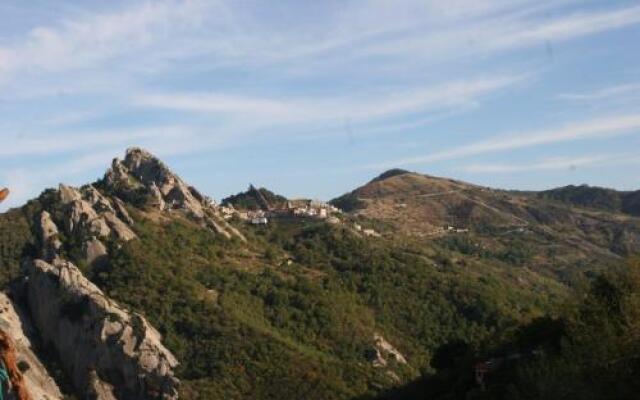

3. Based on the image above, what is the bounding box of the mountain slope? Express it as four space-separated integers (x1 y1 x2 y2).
536 184 640 216
0 149 587 399
331 170 640 280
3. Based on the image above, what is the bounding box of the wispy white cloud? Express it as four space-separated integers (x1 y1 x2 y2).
461 153 640 174
2 1 639 90
355 4 640 63
1 1 639 208
0 1 209 79
487 5 640 51
368 113 640 169
462 155 606 173
557 82 640 101
133 74 524 127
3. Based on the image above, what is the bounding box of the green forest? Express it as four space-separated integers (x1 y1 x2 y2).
1 195 638 399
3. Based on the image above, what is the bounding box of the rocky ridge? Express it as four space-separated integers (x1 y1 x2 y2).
0 148 256 399
103 148 245 241
22 257 179 399
15 179 182 399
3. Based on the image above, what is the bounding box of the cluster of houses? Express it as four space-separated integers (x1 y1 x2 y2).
219 199 342 225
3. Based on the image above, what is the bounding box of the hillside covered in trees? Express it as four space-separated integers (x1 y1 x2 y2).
0 149 638 399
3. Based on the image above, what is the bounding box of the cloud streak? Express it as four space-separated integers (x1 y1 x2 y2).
558 83 640 101
461 153 640 174
369 114 640 169
133 74 524 127
0 1 209 80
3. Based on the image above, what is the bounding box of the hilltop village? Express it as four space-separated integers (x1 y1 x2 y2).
220 185 343 224
221 199 342 225
219 184 476 239
219 185 388 237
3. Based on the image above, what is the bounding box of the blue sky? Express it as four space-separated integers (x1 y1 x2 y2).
1 0 640 211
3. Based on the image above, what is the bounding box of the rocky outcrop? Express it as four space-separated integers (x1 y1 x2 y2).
112 197 134 226
103 148 245 241
22 258 179 400
108 148 205 218
368 333 407 368
37 211 62 260
84 238 108 264
102 212 136 242
23 171 181 399
37 183 138 265
59 184 82 204
67 199 111 238
0 292 63 400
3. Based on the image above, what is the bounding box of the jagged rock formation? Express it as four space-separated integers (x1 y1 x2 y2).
104 148 245 241
37 211 62 261
0 148 253 398
11 170 186 399
35 184 138 265
22 258 179 399
368 333 407 368
0 293 63 400
58 184 137 243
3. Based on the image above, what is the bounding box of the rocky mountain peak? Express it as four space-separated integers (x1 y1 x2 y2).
101 148 245 241
121 147 175 189
104 147 202 216
105 147 176 192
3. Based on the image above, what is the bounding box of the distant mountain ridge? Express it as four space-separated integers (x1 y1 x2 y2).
331 169 640 261
536 184 640 216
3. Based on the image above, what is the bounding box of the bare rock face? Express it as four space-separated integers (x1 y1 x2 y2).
0 293 64 400
368 333 407 368
83 186 116 214
59 184 82 204
103 148 245 241
149 183 166 211
116 148 205 218
67 199 110 238
103 212 136 242
22 258 180 400
38 211 62 260
84 238 108 264
37 184 138 265
112 197 134 225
